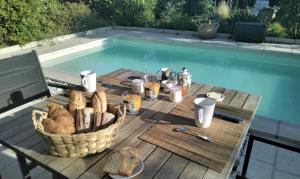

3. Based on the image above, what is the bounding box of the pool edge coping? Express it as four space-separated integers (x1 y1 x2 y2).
1 26 299 61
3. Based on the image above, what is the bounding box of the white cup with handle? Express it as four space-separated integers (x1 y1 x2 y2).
194 98 216 128
80 70 96 93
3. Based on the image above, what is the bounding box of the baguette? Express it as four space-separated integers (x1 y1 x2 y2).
92 92 102 129
69 90 86 118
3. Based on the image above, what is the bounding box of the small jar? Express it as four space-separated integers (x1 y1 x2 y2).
132 79 144 95
144 75 160 101
169 86 182 103
122 91 142 115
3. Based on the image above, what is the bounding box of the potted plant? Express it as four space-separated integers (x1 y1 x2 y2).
195 0 230 39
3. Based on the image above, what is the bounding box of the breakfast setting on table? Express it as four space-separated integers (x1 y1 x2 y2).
31 67 251 178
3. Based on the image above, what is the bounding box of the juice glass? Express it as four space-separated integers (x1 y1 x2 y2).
122 91 142 115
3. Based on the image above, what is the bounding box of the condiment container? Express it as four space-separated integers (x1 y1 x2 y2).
169 86 182 103
132 79 144 95
122 91 141 115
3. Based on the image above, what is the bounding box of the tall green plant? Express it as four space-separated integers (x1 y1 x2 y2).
277 0 300 38
0 0 47 45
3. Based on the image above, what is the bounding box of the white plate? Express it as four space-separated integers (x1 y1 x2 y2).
109 159 144 179
206 92 225 102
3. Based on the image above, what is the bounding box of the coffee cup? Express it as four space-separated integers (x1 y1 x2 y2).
194 98 215 128
80 70 96 92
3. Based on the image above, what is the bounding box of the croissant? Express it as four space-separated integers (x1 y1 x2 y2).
43 102 75 135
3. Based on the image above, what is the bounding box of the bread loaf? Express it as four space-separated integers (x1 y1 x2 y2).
83 108 94 132
92 91 107 129
43 102 75 135
69 90 86 118
103 146 140 176
100 112 115 129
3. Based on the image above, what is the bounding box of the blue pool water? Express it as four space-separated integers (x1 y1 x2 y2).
43 38 300 123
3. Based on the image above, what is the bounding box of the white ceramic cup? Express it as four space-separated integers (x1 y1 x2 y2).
194 98 216 128
80 70 96 92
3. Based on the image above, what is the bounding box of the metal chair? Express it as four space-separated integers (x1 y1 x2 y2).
0 51 51 114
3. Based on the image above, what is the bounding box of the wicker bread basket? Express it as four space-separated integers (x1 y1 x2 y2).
32 104 126 158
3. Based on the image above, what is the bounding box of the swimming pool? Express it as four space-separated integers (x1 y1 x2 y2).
43 38 300 124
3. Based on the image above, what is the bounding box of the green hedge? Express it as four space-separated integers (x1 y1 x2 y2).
0 0 299 47
0 0 110 46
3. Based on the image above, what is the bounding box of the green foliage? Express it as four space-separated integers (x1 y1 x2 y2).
230 7 259 22
155 0 185 28
1 0 299 47
0 0 47 45
184 0 216 17
171 16 197 30
277 0 300 38
267 22 287 37
0 0 110 46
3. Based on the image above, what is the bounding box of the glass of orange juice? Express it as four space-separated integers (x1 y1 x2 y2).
144 75 160 101
122 91 142 115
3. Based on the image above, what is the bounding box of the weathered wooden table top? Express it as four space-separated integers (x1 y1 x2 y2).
0 68 261 179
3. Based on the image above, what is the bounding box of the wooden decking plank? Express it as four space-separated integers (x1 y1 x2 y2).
210 87 238 105
178 161 207 179
114 69 135 80
229 91 249 108
154 154 189 179
61 77 204 178
135 147 172 179
195 84 214 95
221 89 238 105
0 100 48 132
13 134 43 153
104 68 127 77
77 81 200 179
67 99 173 178
203 91 257 179
242 94 261 112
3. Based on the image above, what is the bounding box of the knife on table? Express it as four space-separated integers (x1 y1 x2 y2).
214 111 245 123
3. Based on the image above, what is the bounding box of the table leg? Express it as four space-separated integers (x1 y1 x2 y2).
236 134 254 179
16 152 31 179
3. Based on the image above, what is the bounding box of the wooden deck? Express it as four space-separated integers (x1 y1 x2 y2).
0 69 261 179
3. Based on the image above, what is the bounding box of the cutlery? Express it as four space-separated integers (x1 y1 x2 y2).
175 127 214 143
214 111 245 123
97 80 113 88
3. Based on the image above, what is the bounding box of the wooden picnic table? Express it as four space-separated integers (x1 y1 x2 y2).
0 68 260 179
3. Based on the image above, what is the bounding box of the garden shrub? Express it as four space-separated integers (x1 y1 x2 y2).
0 0 110 46
94 0 157 27
0 0 49 46
155 0 185 28
267 22 287 38
170 16 197 30
277 0 300 38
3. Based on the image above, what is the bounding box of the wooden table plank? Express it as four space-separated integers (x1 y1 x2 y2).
77 81 204 179
135 147 172 179
229 91 249 108
203 89 257 179
154 154 189 179
179 161 207 179
77 99 178 179
0 69 261 179
177 88 238 179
